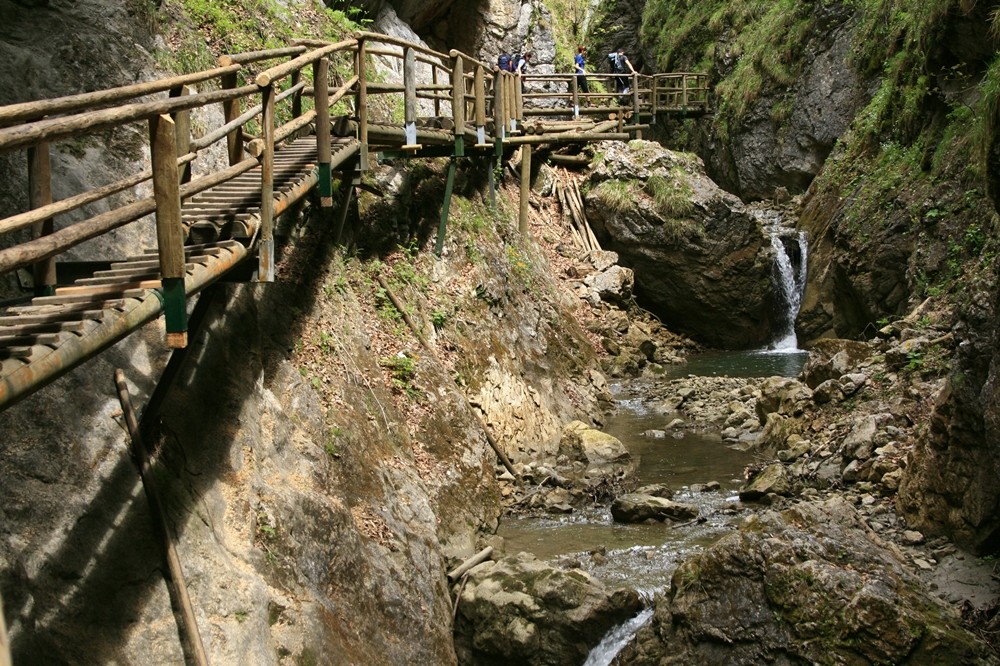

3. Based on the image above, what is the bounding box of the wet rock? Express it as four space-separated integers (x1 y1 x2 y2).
800 338 873 388
843 415 878 460
641 429 666 439
903 530 926 546
740 463 793 500
559 421 631 465
634 484 674 499
756 376 813 421
453 552 642 665
618 499 995 665
610 494 699 523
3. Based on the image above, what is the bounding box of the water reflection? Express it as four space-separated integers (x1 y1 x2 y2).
662 348 809 379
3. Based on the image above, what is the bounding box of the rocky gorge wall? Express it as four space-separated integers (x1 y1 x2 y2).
0 0 618 662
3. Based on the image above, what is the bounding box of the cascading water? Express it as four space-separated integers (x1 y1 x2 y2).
583 608 655 666
759 209 808 351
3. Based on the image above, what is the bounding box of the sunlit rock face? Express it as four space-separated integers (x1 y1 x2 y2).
584 140 778 349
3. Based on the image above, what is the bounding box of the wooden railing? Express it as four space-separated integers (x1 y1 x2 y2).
0 32 708 349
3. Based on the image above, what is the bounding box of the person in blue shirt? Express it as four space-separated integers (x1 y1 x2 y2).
574 46 589 95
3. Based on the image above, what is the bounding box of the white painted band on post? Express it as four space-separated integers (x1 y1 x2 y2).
477 126 485 144
405 121 417 146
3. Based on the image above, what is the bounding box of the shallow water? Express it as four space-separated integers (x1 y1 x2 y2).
496 348 803 662
498 405 756 593
660 348 809 380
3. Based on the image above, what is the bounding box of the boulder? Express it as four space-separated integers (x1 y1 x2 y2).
584 265 635 304
618 499 995 664
453 552 642 666
583 141 779 348
611 494 699 523
800 338 873 388
559 421 631 465
739 463 793 500
756 376 813 422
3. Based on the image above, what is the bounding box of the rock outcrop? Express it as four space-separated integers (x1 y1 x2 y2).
617 498 996 665
584 141 778 348
453 552 642 665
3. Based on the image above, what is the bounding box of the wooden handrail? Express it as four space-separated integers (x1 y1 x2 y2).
255 38 357 87
218 46 308 66
0 84 258 153
355 31 450 62
0 64 243 127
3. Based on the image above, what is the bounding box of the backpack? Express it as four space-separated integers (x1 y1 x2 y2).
608 52 624 73
498 53 512 72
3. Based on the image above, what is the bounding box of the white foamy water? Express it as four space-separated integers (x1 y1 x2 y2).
583 608 655 666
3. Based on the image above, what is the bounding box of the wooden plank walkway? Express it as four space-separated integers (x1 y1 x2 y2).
0 136 360 407
0 33 709 411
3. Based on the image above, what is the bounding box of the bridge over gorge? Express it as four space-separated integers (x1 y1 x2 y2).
0 32 709 412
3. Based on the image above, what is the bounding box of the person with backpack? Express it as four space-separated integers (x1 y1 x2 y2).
608 47 636 95
574 46 590 96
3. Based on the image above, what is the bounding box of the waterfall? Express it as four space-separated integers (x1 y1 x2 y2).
765 219 808 351
583 608 654 666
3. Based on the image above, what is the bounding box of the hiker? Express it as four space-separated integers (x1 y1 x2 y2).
574 46 589 95
514 51 532 93
608 47 635 94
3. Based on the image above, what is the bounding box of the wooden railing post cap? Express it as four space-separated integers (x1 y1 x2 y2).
217 55 235 67
449 49 461 58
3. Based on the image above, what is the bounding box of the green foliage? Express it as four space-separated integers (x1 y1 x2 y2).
158 0 363 75
645 172 694 219
379 354 421 398
590 179 639 213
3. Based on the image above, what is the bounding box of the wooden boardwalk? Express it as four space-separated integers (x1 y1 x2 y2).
0 32 709 411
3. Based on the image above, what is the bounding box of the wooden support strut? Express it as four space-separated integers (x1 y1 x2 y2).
258 83 276 282
519 144 531 235
314 57 333 210
149 114 187 348
114 369 210 666
28 142 55 296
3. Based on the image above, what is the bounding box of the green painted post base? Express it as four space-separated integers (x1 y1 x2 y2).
160 277 188 348
435 159 457 256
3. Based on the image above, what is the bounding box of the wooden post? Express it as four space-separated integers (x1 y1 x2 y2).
221 72 243 166
149 114 187 349
114 369 210 666
28 142 55 296
632 74 641 140
432 64 442 117
651 75 659 124
682 74 689 111
571 72 579 120
333 174 356 246
357 38 369 170
514 70 524 131
314 57 333 213
505 73 516 134
519 144 531 235
170 85 193 183
435 158 457 256
449 51 465 156
474 64 486 146
403 47 419 149
291 67 302 119
493 70 505 140
259 84 275 282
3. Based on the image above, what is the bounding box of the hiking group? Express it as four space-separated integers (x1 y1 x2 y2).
497 46 635 97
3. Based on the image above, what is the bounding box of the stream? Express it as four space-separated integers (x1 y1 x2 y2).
495 209 810 664
497 349 808 663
